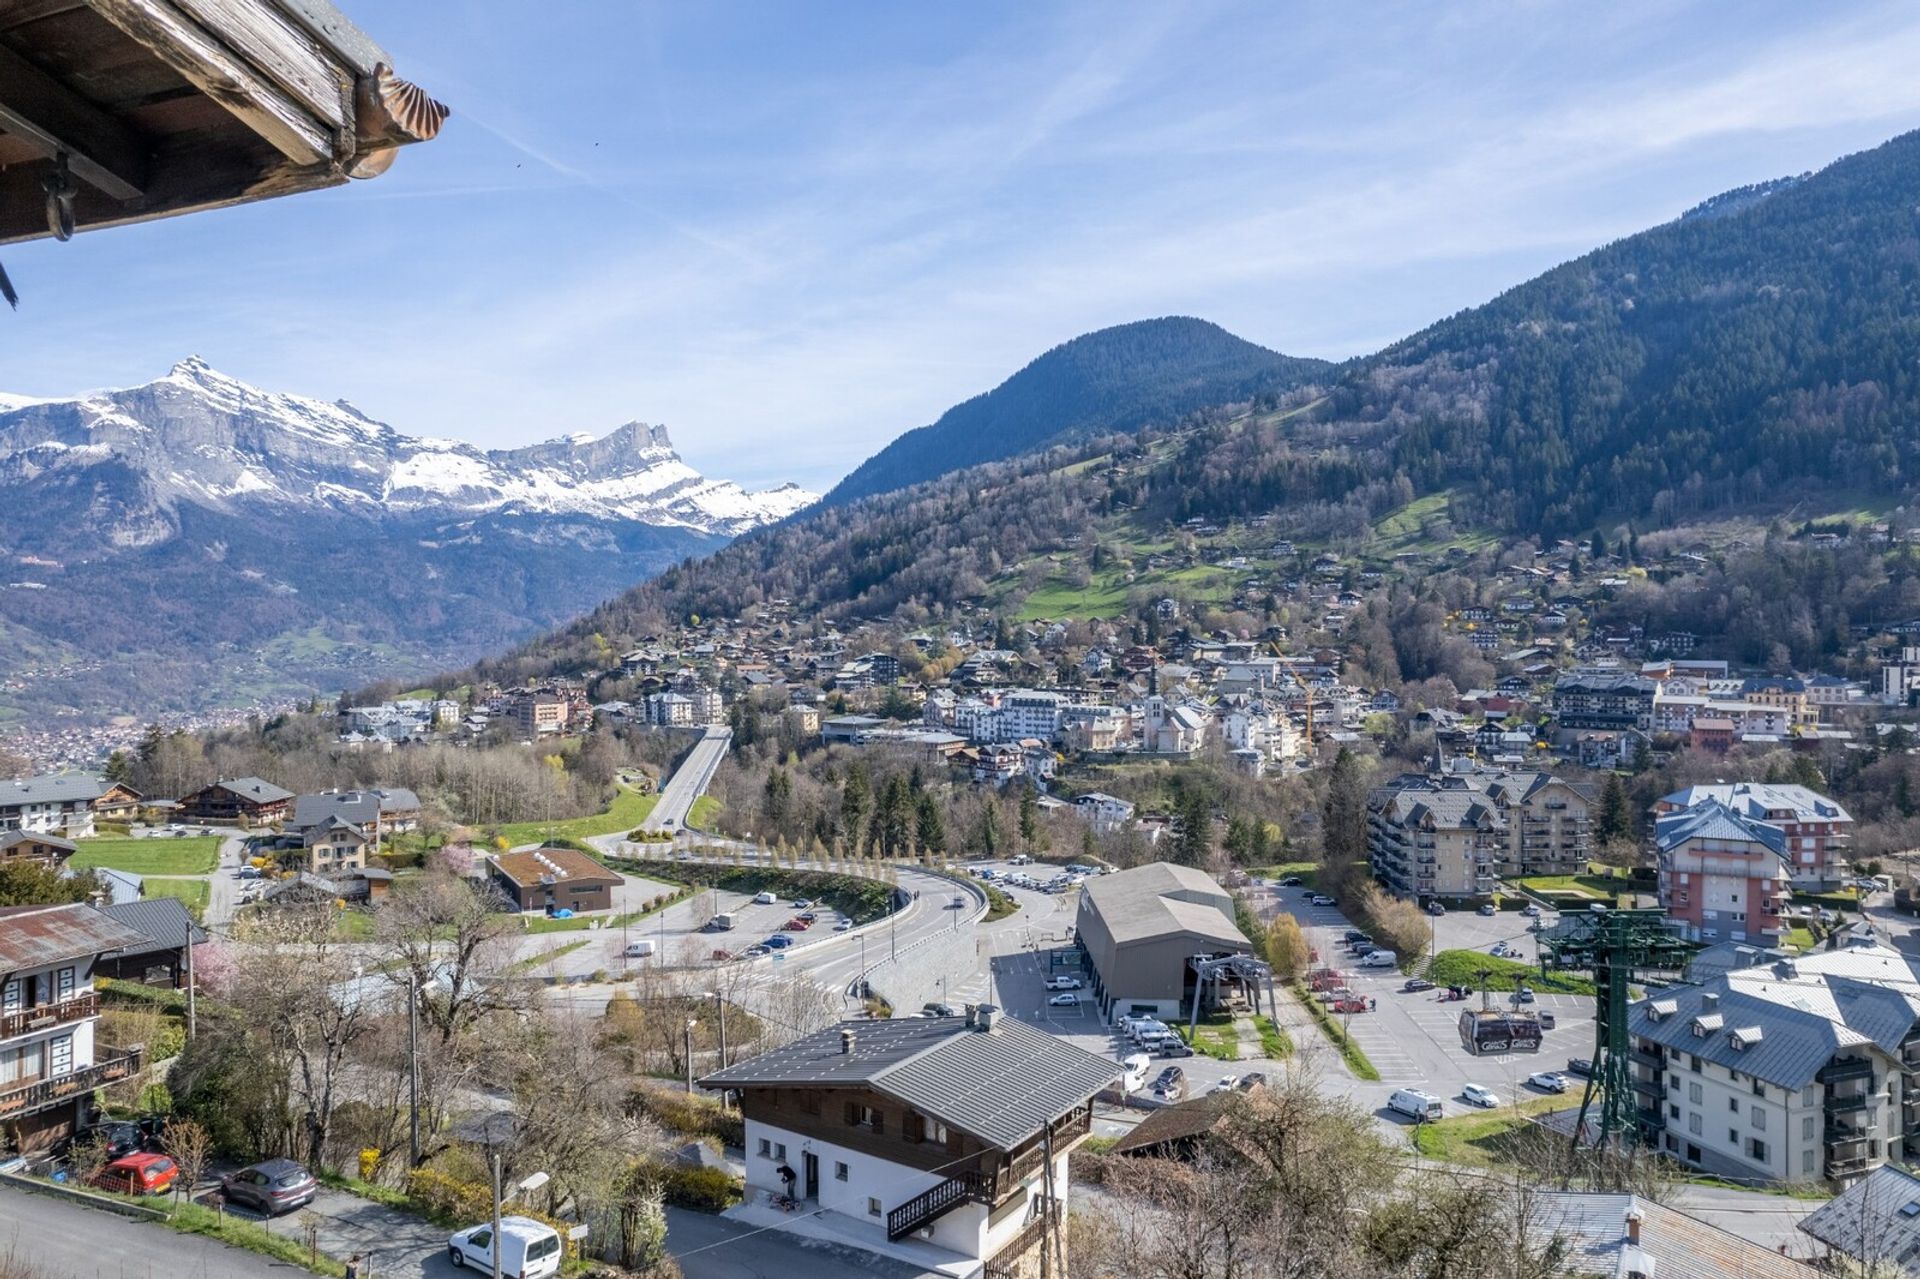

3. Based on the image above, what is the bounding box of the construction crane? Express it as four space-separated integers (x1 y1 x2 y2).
1536 908 1692 1153
1268 642 1316 747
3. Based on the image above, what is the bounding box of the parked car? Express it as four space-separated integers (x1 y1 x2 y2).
796 911 818 922
236 865 262 880
623 939 657 959
949 895 967 909
1047 992 1080 1007
1388 1089 1443 1122
1152 1068 1187 1101
97 1120 148 1160
1461 1084 1500 1109
1527 1071 1569 1094
834 918 854 931
1477 904 1497 917
710 948 736 961
1279 876 1303 887
1538 1011 1556 1030
1329 997 1368 1014
1402 978 1435 993
763 935 794 949
92 1152 178 1197
1154 1039 1194 1059
784 917 811 931
1567 1057 1593 1077
1310 894 1335 906
1489 942 1511 958
1359 950 1397 968
1343 929 1370 943
448 1217 564 1278
1589 903 1609 914
741 944 771 957
1045 975 1083 990
791 898 813 909
1425 901 1446 916
1522 904 1542 917
1237 1072 1268 1090
1511 986 1535 1004
752 891 777 905
922 1002 957 1017
220 1158 317 1215
1209 1075 1240 1094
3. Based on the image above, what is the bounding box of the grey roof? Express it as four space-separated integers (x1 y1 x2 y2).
0 831 76 854
292 791 379 831
701 1015 1118 1151
1660 782 1851 825
1654 798 1789 856
0 773 108 808
1529 1192 1816 1279
1630 943 1920 1089
1079 862 1248 948
206 777 294 804
1798 1164 1920 1272
98 897 207 956
0 903 149 971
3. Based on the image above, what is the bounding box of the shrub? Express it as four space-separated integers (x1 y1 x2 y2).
406 1167 491 1224
628 1084 745 1148
659 1165 741 1213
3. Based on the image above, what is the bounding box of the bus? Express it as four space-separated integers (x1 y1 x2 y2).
1458 1009 1543 1055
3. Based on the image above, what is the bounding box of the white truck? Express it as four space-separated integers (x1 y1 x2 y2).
706 912 737 932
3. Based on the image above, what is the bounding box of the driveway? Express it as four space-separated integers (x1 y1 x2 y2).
0 1182 284 1279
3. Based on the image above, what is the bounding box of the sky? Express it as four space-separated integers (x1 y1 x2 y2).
5 1 1920 493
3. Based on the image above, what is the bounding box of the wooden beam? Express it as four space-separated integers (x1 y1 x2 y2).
170 0 348 134
0 1 89 32
0 142 341 244
82 0 332 165
0 41 149 198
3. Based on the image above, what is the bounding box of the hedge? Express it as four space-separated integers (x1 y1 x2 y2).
660 1164 741 1213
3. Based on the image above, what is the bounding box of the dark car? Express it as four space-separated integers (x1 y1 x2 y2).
98 1120 146 1160
1237 1072 1268 1090
1279 876 1303 887
1155 1040 1195 1058
1567 1057 1594 1077
1402 978 1435 993
221 1158 318 1216
1343 929 1369 944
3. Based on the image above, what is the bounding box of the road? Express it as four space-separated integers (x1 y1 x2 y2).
0 1184 283 1279
643 726 732 832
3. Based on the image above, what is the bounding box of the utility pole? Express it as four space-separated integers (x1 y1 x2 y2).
183 918 196 1041
408 973 421 1167
712 991 728 1070
489 1150 503 1279
684 1019 698 1094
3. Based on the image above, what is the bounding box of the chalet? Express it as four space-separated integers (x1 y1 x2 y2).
701 1009 1115 1274
177 777 293 825
489 847 622 914
0 831 76 870
91 783 142 825
0 903 149 1152
93 897 205 989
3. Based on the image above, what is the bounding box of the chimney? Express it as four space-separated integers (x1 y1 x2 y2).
1624 1207 1643 1246
1701 992 1718 1011
840 1029 856 1056
975 1004 1001 1032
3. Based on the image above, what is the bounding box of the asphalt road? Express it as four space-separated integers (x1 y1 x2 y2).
0 1184 283 1279
643 726 732 832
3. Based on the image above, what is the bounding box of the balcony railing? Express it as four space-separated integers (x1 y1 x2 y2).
1819 1057 1875 1084
0 992 99 1040
983 1201 1060 1279
0 1047 142 1120
1827 1152 1873 1178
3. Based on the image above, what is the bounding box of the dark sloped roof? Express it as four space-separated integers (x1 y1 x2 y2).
0 903 149 970
98 897 207 956
0 774 107 808
1110 1090 1243 1156
702 1015 1118 1150
206 777 294 804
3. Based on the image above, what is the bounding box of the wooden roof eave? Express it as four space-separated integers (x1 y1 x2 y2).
0 0 445 246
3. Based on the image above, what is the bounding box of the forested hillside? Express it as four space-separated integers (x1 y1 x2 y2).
821 316 1328 506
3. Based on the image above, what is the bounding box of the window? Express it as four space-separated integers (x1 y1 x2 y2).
757 1139 771 1158
1691 1055 1703 1073
1728 1097 1739 1113
1751 1106 1765 1131
773 1143 787 1161
1748 1138 1767 1162
1752 1081 1765 1098
1803 1151 1816 1175
926 1118 950 1145
1688 1082 1703 1104
1803 1116 1816 1141
834 1162 848 1182
868 1198 882 1218
1669 1074 1680 1089
1668 1104 1680 1120
1729 1129 1739 1146
1687 1113 1702 1136
847 1103 883 1133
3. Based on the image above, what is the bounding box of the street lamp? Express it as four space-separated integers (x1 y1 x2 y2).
684 1018 699 1094
702 990 728 1071
489 1159 549 1279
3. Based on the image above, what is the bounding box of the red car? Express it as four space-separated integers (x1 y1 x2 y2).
92 1152 179 1197
1329 997 1369 1015
784 917 812 931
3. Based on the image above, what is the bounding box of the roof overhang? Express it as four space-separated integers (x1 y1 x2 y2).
0 0 446 246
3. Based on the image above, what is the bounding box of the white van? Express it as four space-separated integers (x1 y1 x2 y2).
753 891 778 905
1388 1089 1444 1122
447 1216 563 1278
1120 1053 1151 1092
1359 949 1398 968
623 939 657 959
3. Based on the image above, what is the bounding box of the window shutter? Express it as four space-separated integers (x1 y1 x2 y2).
844 1101 858 1125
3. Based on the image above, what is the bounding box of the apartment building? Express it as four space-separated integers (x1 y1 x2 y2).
1553 672 1657 730
0 774 110 837
1653 783 1853 890
0 903 150 1151
1654 799 1791 945
1368 769 1593 901
1628 944 1920 1186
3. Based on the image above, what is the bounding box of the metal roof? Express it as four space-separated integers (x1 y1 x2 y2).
202 777 294 804
291 792 380 830
1530 1192 1817 1279
701 1015 1118 1151
1798 1164 1920 1272
98 898 207 956
0 774 107 808
1079 862 1248 948
1660 782 1851 825
0 904 149 972
1654 798 1788 856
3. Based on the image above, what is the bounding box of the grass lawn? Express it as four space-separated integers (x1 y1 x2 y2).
1793 887 1862 912
1784 926 1816 951
1410 1095 1567 1166
142 878 210 915
983 883 1020 921
1288 981 1380 1081
164 1198 344 1275
331 910 376 940
1256 1016 1294 1059
71 836 220 875
1175 1017 1240 1061
496 784 659 847
509 938 590 972
688 795 721 828
1425 949 1596 996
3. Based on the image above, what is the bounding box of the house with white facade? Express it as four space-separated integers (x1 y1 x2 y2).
702 1009 1115 1277
0 903 150 1152
0 775 109 838
1070 792 1136 834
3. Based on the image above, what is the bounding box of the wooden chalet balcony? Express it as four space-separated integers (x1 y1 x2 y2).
0 992 99 1041
0 1048 142 1120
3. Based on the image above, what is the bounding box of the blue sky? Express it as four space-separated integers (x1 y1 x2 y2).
5 1 1920 492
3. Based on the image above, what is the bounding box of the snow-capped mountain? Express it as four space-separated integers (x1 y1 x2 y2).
0 360 814 724
0 357 815 536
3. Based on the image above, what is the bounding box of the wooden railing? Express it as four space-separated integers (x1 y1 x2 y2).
0 1047 142 1118
984 1202 1059 1279
887 1171 985 1241
0 992 99 1041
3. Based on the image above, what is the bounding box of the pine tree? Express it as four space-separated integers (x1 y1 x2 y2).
1596 772 1633 845
1321 746 1369 889
840 764 872 855
915 794 945 856
1018 785 1039 850
1172 789 1211 866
